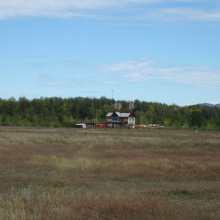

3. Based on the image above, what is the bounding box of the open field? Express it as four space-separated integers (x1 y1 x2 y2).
0 126 220 219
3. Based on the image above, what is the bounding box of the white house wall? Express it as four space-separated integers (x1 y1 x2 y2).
128 117 135 125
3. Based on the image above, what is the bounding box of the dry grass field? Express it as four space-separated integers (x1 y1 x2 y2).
0 126 220 219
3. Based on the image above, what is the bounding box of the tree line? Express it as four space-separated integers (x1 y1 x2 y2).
0 96 220 130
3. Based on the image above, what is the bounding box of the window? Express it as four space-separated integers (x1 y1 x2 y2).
112 117 119 121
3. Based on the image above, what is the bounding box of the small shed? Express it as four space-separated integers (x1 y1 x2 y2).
76 124 86 128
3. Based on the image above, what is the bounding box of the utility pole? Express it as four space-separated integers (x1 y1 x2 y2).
141 95 142 125
111 90 114 111
95 97 97 124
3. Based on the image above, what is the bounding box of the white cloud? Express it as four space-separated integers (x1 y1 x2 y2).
38 75 73 86
100 59 220 89
0 0 219 23
101 59 155 72
160 56 172 60
0 0 156 19
140 84 159 89
138 7 220 22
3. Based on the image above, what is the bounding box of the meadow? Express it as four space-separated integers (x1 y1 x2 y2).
0 126 219 219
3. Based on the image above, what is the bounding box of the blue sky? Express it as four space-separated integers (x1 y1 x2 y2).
0 0 220 106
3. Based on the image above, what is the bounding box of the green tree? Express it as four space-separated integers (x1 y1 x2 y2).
146 105 155 123
188 109 204 128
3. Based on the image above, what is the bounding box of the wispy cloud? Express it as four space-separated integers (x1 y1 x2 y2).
144 84 159 89
160 56 172 60
0 0 219 23
38 74 73 86
100 59 220 89
101 59 155 72
137 7 220 22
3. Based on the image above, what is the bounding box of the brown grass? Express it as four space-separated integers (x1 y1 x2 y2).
0 188 211 220
0 126 220 219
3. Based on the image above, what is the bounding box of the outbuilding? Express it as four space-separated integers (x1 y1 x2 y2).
76 124 86 128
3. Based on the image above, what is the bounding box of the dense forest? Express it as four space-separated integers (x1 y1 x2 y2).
0 96 220 130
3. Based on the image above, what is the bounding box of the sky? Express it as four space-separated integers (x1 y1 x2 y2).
0 0 220 106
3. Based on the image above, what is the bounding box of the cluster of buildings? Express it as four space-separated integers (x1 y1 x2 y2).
76 111 136 129
75 102 138 129
75 102 160 129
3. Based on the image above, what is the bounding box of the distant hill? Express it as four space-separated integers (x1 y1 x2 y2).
73 96 85 100
191 103 220 108
196 103 215 107
50 96 86 100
